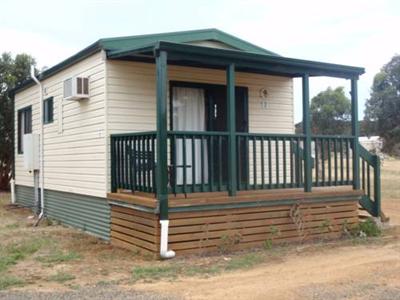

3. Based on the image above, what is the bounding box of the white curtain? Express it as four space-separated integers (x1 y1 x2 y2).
173 87 208 185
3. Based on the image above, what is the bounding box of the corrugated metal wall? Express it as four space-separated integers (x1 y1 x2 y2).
15 185 110 240
15 185 35 208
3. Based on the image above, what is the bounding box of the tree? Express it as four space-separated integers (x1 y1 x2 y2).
310 86 351 135
0 52 36 190
365 55 400 155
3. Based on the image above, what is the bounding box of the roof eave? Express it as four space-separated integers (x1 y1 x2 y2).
108 41 364 79
11 41 102 95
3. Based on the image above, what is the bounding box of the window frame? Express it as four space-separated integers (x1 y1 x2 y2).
17 105 32 154
43 97 54 124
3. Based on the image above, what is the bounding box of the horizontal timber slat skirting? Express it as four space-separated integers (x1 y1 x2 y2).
109 196 359 257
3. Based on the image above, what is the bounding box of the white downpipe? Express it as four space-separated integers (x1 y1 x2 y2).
30 67 45 220
159 220 175 259
10 178 16 204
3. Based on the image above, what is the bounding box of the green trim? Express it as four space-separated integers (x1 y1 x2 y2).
108 41 364 79
351 78 360 190
168 194 361 213
43 97 54 124
302 74 312 192
156 50 169 220
227 64 237 196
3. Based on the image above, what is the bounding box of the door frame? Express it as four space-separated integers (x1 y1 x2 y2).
169 80 249 192
169 81 249 132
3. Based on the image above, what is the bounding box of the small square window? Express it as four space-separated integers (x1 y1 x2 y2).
43 97 54 124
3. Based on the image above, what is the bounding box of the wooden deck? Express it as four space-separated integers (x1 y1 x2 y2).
107 186 362 209
107 187 362 256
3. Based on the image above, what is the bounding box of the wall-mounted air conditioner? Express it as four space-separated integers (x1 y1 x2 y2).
63 76 89 100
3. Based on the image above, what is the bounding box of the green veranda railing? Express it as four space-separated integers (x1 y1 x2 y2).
110 131 381 217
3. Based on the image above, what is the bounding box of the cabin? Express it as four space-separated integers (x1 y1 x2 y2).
12 29 381 258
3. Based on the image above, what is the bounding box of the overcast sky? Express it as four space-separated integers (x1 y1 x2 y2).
2 0 399 122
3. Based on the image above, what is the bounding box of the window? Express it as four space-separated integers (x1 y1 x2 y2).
17 106 32 154
43 97 54 124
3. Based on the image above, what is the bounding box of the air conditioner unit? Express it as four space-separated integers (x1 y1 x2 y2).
63 76 89 100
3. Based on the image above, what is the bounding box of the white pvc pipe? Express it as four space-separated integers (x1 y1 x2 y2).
30 67 44 220
159 220 175 259
10 178 16 204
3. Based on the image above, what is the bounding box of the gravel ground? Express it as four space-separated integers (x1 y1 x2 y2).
0 286 180 300
298 283 400 300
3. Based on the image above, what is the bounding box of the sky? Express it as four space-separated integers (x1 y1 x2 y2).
1 0 399 122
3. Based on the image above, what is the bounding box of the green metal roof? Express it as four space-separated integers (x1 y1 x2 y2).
98 28 279 55
12 28 279 94
12 28 364 94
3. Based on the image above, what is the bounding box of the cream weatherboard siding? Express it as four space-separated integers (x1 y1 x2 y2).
106 60 294 191
14 52 107 198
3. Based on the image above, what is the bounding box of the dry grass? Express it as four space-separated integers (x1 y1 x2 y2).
381 158 400 224
0 159 398 291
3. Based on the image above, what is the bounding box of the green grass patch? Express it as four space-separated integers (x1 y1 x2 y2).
4 223 20 230
48 271 76 283
132 253 265 282
345 218 381 238
225 253 264 271
0 275 25 290
0 238 51 272
132 265 180 281
36 251 81 265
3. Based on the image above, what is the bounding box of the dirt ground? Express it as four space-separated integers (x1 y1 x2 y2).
0 159 399 299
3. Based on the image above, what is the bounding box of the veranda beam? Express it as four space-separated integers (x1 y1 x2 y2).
156 50 169 220
351 78 360 190
227 63 237 196
302 74 312 192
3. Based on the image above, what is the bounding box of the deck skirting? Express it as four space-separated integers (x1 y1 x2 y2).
109 188 360 256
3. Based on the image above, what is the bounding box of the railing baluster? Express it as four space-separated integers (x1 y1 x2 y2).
328 138 332 185
367 164 371 198
346 139 350 184
201 135 205 192
253 136 257 189
268 137 272 189
275 137 279 188
118 137 122 190
146 136 151 192
182 135 187 194
261 137 265 189
210 135 214 192
340 139 344 185
173 134 178 195
315 138 319 186
246 136 250 190
283 137 287 188
191 136 196 193
321 138 325 186
290 138 294 187
237 136 242 190
334 138 338 185
362 158 366 191
151 135 155 193
218 135 223 191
